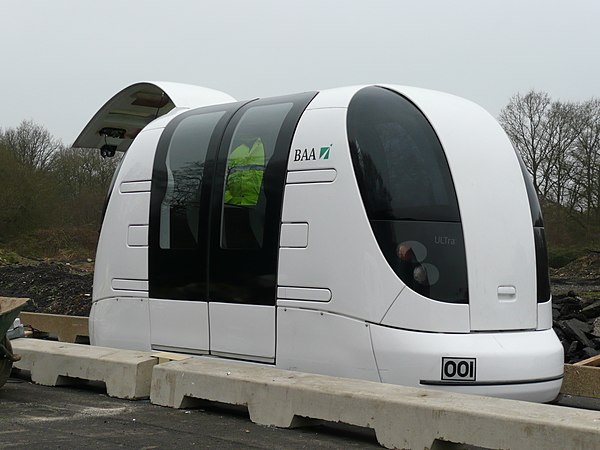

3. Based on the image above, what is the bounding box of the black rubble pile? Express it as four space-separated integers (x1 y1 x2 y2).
553 291 600 363
0 262 92 316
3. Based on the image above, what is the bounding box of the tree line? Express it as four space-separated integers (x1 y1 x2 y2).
0 120 121 256
499 91 600 227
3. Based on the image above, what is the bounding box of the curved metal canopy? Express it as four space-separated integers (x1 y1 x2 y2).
73 81 235 152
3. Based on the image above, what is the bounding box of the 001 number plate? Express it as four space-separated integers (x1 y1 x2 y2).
441 357 476 382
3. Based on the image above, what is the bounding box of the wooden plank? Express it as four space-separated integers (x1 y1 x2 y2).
18 312 88 343
151 351 193 364
561 364 600 398
574 354 600 367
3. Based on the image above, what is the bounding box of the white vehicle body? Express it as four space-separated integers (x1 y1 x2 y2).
74 82 563 402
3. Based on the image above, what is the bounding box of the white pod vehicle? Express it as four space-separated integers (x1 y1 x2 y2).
75 82 564 402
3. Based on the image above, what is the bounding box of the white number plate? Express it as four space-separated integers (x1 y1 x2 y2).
441 357 476 381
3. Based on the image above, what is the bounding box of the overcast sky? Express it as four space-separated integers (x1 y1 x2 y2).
2 0 599 145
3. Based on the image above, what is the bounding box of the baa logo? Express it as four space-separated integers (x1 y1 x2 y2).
293 145 331 162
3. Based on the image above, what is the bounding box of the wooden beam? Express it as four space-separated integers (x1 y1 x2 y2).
574 354 600 367
561 364 600 398
18 312 88 344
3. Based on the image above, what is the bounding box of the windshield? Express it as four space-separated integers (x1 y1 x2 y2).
347 86 468 303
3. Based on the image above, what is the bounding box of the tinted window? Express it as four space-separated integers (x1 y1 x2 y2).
208 92 317 305
347 86 468 303
372 221 468 302
534 227 551 303
348 87 460 222
514 149 544 228
221 103 293 249
160 111 225 249
149 103 238 302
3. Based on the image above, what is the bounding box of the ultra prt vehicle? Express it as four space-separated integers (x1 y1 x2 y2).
74 81 564 402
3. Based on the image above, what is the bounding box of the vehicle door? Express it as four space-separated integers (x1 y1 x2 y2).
148 103 242 353
207 93 315 362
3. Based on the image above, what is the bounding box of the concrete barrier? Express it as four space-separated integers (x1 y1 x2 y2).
11 338 156 399
9 339 600 448
151 358 600 450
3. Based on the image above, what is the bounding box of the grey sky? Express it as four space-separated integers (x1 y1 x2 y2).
2 0 599 145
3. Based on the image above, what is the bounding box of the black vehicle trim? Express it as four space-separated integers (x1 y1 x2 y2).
420 373 563 387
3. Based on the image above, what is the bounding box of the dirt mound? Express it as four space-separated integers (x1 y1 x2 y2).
0 263 92 316
551 251 600 282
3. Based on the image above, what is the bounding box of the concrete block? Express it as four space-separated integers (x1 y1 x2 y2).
12 338 156 399
151 358 600 450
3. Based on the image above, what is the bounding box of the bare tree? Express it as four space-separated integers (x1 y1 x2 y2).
542 100 585 208
572 99 600 220
0 141 57 237
0 119 63 171
499 91 588 210
499 90 555 195
49 147 123 225
51 146 122 198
